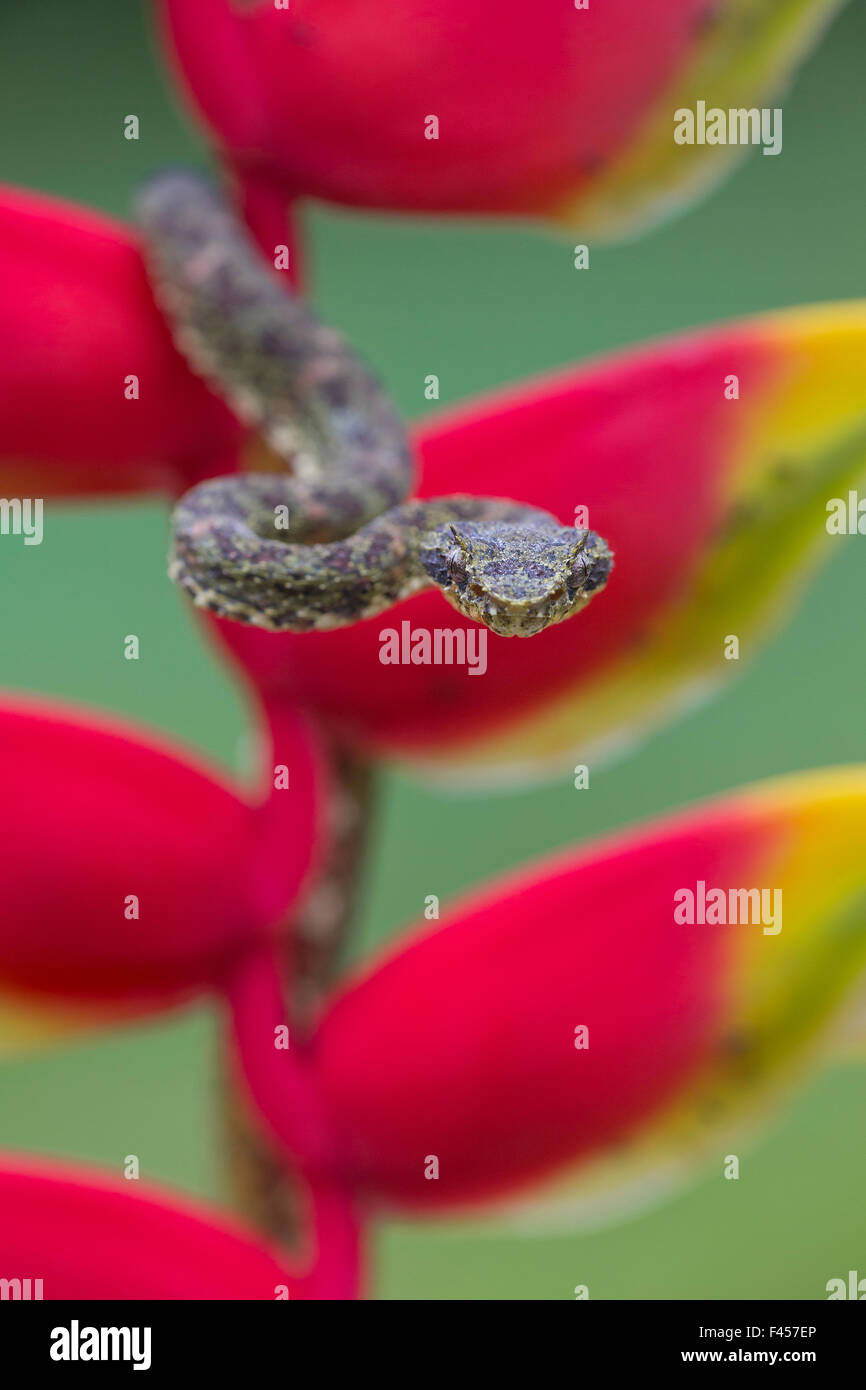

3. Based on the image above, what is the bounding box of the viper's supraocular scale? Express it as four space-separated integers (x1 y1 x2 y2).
135 171 613 637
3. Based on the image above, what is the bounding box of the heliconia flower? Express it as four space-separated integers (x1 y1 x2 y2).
0 696 326 1050
0 183 246 498
229 766 866 1220
215 301 866 781
0 1156 360 1299
156 0 844 238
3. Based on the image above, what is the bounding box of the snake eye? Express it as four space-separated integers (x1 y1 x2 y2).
569 554 590 590
446 546 468 584
581 552 613 593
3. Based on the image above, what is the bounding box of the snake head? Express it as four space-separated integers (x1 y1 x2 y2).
421 521 613 638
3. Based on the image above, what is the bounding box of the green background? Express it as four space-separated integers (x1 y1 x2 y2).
1 0 864 1299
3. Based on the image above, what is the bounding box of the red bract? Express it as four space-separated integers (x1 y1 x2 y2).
157 0 842 234
229 767 866 1218
0 1157 359 1299
212 302 866 777
0 697 325 1014
0 184 244 497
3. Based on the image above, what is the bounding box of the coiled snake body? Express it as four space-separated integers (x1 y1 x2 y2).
136 172 613 638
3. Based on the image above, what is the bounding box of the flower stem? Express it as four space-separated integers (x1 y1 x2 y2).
291 736 375 1026
221 716 375 1288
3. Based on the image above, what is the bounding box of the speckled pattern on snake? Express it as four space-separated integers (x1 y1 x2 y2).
135 172 613 638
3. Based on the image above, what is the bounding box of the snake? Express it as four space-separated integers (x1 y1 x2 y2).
135 171 613 638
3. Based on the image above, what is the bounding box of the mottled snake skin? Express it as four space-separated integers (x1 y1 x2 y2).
136 172 613 637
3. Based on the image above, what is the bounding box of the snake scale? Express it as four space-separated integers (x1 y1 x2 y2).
135 171 613 638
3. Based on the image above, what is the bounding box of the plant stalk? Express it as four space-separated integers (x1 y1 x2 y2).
221 726 375 1265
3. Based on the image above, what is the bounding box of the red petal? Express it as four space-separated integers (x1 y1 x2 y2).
0 1158 295 1299
0 184 243 495
158 0 837 231
211 303 866 775
0 1157 360 1299
301 768 866 1211
0 697 325 1007
200 312 745 760
310 812 741 1209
